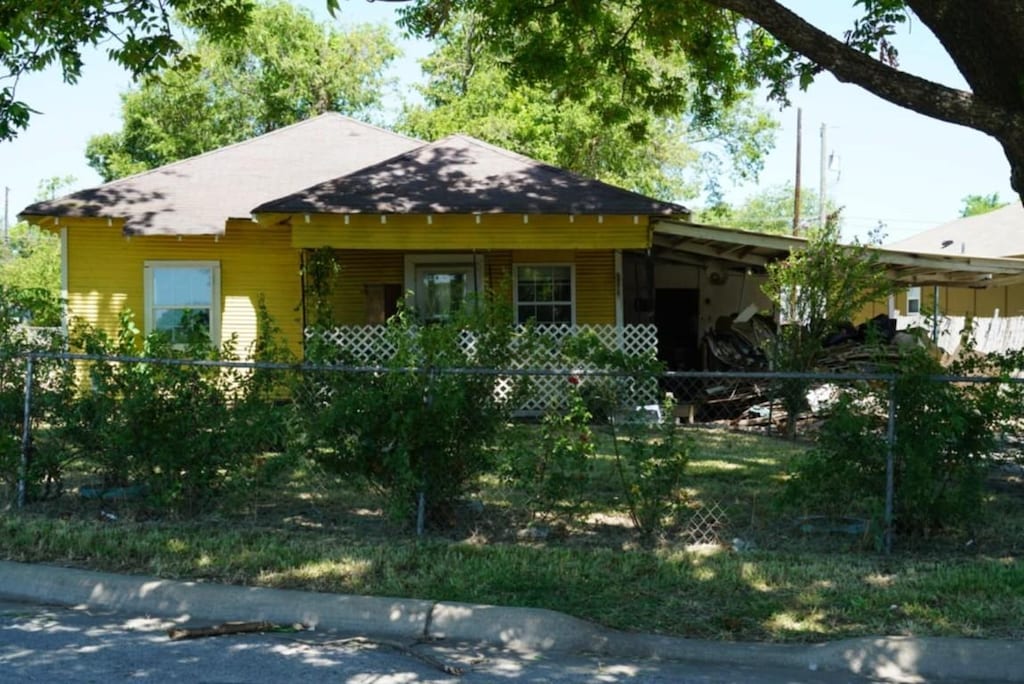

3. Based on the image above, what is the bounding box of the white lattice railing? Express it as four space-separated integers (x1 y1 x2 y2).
305 323 659 412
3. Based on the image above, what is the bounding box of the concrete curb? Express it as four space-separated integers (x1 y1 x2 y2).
1 561 1020 682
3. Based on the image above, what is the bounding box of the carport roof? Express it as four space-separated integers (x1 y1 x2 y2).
653 220 1024 288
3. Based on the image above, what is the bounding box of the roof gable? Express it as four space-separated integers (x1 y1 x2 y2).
253 134 689 217
19 113 423 236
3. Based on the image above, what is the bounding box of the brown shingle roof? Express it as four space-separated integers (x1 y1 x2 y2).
252 134 690 217
19 113 422 236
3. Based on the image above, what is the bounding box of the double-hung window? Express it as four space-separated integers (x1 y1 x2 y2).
515 265 573 324
906 286 922 315
144 261 221 343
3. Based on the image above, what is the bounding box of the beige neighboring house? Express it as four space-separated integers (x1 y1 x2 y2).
876 203 1024 319
858 202 1024 353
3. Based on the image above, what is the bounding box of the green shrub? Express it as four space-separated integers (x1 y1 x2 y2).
298 296 523 527
64 312 254 514
0 284 73 503
783 342 1020 539
610 395 691 545
504 382 595 521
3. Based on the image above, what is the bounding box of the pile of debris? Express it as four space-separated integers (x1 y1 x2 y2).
697 312 933 422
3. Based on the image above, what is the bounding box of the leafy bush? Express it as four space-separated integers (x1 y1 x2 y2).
761 218 893 437
64 312 256 514
0 284 72 502
502 334 689 540
610 395 691 545
783 340 1022 539
503 380 595 521
298 296 523 526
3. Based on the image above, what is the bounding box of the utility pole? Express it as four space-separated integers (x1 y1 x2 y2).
792 109 802 236
3 185 9 246
818 123 828 229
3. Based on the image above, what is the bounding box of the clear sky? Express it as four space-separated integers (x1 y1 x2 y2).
1 1 1016 245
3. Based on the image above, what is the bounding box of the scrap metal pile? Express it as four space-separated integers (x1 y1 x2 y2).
696 312 919 421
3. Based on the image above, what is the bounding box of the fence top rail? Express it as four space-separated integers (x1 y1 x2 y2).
9 349 1023 384
12 348 1024 385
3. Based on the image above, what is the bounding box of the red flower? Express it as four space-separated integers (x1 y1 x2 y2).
568 375 580 385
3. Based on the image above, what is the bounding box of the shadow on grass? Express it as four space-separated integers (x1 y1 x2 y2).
3 425 1023 643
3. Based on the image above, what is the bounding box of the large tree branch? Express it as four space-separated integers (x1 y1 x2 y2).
703 0 1024 143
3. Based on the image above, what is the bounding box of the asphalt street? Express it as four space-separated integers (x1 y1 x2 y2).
3 560 1020 683
1 599 885 684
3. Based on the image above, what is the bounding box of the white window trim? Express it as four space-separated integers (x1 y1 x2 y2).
907 286 922 315
143 260 221 343
403 254 485 317
513 263 576 325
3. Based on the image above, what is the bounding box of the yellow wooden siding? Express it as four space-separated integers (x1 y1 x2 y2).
1007 284 1024 315
485 251 513 294
288 214 650 250
328 250 404 325
974 287 1006 316
65 220 302 356
323 249 617 325
943 287 973 316
856 301 884 321
570 251 616 324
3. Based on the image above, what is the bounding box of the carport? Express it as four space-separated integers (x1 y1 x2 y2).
626 220 1024 369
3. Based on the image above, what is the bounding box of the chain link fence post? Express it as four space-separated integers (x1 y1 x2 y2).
415 366 434 537
884 374 897 555
17 353 34 509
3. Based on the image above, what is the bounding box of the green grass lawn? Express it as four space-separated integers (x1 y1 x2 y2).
2 427 1022 643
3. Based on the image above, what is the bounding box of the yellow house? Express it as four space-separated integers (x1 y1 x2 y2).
19 114 689 359
26 112 1020 368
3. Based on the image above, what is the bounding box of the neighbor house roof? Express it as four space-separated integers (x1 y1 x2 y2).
884 202 1024 258
18 113 422 236
252 134 690 217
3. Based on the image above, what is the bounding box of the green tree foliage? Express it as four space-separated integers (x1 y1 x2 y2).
762 217 892 368
761 216 893 436
0 222 61 325
0 0 252 140
86 1 399 181
398 1 1024 202
699 183 838 235
397 12 776 201
959 192 1008 217
1 176 78 325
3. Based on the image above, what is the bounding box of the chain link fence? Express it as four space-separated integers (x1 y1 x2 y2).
3 350 1023 555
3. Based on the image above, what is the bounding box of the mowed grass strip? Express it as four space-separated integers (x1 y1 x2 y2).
2 514 1021 642
2 428 1022 642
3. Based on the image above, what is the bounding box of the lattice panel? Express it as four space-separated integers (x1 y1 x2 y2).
305 323 659 412
685 502 729 546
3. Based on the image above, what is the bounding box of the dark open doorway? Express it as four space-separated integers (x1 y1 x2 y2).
655 288 700 370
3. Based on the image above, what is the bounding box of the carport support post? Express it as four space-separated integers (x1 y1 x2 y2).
884 376 897 555
18 354 34 509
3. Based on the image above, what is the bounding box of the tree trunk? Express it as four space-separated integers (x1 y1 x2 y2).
704 0 1024 201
